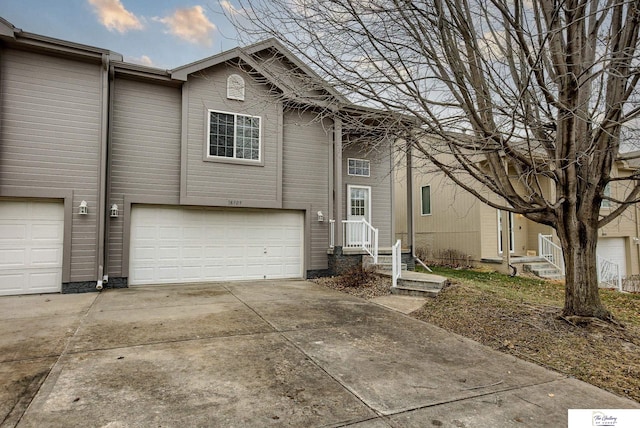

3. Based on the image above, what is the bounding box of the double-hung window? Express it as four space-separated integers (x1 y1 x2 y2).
208 110 260 161
348 158 370 177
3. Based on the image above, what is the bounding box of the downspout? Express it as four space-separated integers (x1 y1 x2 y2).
334 117 343 248
95 53 110 291
636 204 640 275
406 140 414 258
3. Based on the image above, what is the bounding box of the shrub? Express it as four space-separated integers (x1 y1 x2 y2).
337 265 378 288
417 247 472 268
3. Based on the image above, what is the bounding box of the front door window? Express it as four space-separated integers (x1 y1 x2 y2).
498 210 515 254
347 185 371 245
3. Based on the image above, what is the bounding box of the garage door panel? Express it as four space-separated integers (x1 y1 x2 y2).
131 267 155 283
32 223 64 240
28 270 62 287
0 249 26 267
157 266 179 282
159 226 181 240
283 246 302 257
0 272 26 292
204 246 224 257
135 226 158 240
30 248 63 266
132 246 156 261
183 227 203 240
158 246 180 260
129 206 303 285
0 224 27 240
182 246 204 259
181 266 203 281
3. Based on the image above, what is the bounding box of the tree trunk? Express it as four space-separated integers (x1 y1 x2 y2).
557 220 611 320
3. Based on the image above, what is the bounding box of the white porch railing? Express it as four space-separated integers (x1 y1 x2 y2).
329 219 335 249
392 239 402 288
342 219 379 264
538 234 565 275
597 255 623 291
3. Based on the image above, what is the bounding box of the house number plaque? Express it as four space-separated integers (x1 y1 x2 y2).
228 200 242 206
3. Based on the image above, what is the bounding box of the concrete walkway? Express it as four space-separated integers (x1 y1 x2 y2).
1 280 637 427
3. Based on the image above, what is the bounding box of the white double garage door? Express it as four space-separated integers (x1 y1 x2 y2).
129 206 304 285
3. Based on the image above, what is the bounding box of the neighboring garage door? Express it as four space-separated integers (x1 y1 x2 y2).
129 206 304 285
597 237 627 277
0 201 64 296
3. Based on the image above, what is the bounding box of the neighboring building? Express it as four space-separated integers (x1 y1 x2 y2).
0 18 394 296
395 142 640 279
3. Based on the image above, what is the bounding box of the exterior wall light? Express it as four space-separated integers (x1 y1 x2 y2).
79 200 88 215
317 211 324 222
110 204 119 218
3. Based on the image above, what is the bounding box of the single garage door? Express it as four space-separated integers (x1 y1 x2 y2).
129 206 304 285
597 237 627 278
0 201 64 296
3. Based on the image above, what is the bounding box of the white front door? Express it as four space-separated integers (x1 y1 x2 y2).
346 185 371 246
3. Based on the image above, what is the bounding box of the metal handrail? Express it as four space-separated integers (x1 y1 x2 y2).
597 255 622 291
538 234 565 275
392 239 402 288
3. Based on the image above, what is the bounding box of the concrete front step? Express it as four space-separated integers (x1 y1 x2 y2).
375 263 408 271
377 270 448 298
523 262 564 280
363 255 408 272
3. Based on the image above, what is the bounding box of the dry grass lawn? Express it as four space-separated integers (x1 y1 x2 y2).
315 267 640 403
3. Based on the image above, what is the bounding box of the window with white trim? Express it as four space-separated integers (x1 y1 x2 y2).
421 185 431 215
227 74 245 101
208 111 260 161
348 158 370 177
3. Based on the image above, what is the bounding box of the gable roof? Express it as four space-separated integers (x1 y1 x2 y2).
170 38 349 105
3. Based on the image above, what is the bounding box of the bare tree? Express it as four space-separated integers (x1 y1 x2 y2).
230 0 640 321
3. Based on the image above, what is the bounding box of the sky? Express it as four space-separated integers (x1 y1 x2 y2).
0 0 245 69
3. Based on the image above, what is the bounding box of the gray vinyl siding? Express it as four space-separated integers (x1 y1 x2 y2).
108 77 182 276
343 145 393 247
0 48 102 281
184 65 280 204
282 111 331 270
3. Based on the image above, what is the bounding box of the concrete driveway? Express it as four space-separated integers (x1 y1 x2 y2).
1 280 637 427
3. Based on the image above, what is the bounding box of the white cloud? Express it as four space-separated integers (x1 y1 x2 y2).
220 0 243 15
154 6 216 47
127 55 154 67
88 0 143 33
